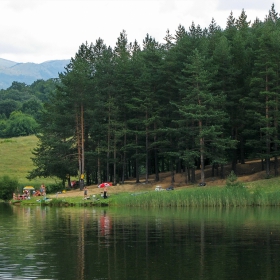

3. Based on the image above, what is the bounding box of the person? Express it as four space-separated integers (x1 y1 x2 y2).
34 190 41 196
41 184 46 198
84 186 88 199
103 186 108 199
40 184 44 195
23 189 29 199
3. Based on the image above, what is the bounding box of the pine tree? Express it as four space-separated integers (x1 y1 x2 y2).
248 19 280 176
58 43 94 188
176 49 230 183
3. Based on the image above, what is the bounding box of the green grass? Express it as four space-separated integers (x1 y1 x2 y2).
17 186 280 207
17 195 109 207
4 135 280 207
106 186 280 207
0 135 57 188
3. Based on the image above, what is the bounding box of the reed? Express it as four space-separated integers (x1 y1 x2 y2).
16 185 280 207
108 187 280 208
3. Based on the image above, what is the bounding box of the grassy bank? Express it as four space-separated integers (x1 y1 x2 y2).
3 136 280 208
108 187 280 207
14 185 280 207
13 196 109 207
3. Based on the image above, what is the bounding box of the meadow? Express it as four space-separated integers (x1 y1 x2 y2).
0 135 57 188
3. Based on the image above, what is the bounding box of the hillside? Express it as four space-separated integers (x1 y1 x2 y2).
0 135 57 186
0 58 70 89
0 135 274 193
50 160 273 198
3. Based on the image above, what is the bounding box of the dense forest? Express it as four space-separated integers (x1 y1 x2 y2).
1 5 280 187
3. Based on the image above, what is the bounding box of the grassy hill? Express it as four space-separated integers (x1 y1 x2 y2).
0 135 57 188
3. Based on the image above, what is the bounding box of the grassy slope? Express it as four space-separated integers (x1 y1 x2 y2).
2 135 280 195
0 135 57 187
3 135 280 206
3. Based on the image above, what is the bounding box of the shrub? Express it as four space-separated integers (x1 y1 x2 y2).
46 183 64 194
0 175 19 201
5 111 38 137
226 171 243 188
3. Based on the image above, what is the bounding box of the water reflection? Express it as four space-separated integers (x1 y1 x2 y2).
1 204 280 279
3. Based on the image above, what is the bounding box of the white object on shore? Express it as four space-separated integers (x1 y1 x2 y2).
155 186 165 191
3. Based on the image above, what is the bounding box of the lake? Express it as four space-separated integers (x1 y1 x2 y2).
0 203 280 280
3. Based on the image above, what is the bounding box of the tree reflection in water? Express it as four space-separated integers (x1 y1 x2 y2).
1 205 280 279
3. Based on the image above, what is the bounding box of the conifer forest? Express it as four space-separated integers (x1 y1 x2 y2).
23 5 280 185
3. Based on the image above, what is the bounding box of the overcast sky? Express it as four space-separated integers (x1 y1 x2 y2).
0 0 277 64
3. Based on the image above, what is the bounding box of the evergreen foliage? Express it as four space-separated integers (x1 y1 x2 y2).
2 5 280 185
226 171 243 188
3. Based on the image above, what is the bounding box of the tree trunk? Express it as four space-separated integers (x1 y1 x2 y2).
199 118 205 183
97 143 101 185
240 134 245 164
171 160 175 184
145 110 149 184
113 133 117 185
265 72 270 177
76 113 82 177
220 164 224 179
135 132 140 183
107 110 111 182
154 148 159 181
122 133 127 184
184 162 189 184
191 168 195 183
80 104 85 190
81 104 84 175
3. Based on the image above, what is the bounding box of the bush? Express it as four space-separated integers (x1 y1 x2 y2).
5 111 38 137
226 171 243 188
46 183 64 194
0 175 19 201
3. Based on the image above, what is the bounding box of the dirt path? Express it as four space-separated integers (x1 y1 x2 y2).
49 160 267 199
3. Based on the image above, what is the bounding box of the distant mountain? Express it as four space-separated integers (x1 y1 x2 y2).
0 58 70 89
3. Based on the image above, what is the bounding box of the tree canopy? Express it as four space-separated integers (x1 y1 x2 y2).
3 5 280 185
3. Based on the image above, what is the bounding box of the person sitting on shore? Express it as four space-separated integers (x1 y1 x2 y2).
34 190 41 196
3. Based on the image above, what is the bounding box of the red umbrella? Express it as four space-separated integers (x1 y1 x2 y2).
98 182 112 188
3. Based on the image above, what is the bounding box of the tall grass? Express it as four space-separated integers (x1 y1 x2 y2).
109 187 280 207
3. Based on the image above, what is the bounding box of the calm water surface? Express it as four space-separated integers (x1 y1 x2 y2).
0 204 280 280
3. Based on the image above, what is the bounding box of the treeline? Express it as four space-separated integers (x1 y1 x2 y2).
29 5 280 186
0 80 57 137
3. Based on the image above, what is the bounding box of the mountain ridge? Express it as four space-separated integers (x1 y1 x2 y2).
0 58 70 89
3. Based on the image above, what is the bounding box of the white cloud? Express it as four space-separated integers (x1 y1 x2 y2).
217 0 271 11
0 0 276 63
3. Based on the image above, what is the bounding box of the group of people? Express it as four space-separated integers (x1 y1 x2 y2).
13 183 46 200
32 184 46 197
13 191 30 200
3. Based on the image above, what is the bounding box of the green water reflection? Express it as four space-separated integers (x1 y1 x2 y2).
1 204 280 280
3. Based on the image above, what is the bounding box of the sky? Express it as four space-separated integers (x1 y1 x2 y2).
0 0 277 64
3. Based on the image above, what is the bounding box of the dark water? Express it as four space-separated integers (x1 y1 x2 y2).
1 204 280 280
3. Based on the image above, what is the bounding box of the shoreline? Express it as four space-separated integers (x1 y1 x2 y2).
10 185 280 208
